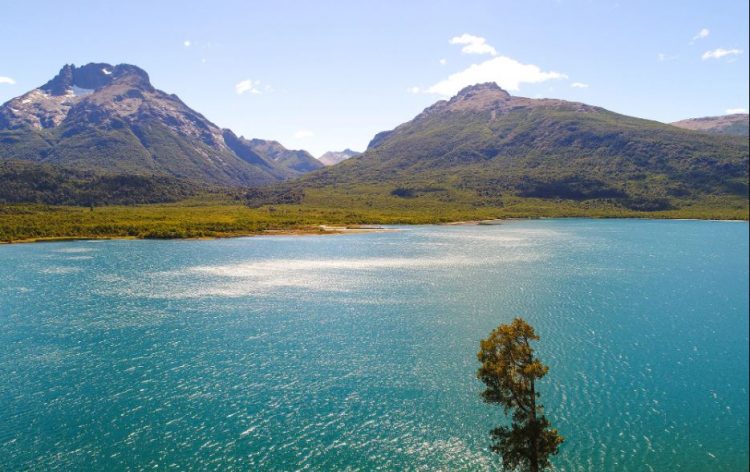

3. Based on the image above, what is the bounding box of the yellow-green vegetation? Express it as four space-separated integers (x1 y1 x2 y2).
301 185 749 220
477 318 564 471
1 189 746 243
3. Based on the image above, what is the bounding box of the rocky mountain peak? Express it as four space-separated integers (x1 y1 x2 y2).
0 62 175 131
455 82 511 99
41 63 153 96
416 82 514 118
446 82 512 111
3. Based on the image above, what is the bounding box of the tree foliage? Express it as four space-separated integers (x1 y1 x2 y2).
477 318 564 471
0 160 203 205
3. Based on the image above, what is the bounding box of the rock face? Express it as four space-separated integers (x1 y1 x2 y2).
0 63 316 186
318 149 361 166
1 64 153 130
671 114 749 137
301 82 748 209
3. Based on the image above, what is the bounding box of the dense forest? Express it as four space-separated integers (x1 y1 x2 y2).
0 160 203 205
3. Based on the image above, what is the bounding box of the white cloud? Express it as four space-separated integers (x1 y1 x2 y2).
692 28 710 41
0 76 16 85
407 86 421 94
726 108 748 114
293 129 314 139
183 40 191 47
439 58 447 66
235 79 261 95
571 82 589 88
424 56 566 96
702 48 743 60
449 34 497 56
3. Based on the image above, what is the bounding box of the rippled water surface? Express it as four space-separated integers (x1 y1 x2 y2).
1 220 748 471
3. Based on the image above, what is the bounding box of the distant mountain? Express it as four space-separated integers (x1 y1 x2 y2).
671 114 749 137
296 83 748 210
318 149 361 166
242 138 323 177
0 63 317 187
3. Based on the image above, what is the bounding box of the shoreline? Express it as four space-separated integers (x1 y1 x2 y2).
0 225 393 245
2 216 747 245
440 216 749 226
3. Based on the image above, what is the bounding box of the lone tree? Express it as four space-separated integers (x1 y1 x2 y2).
477 318 564 472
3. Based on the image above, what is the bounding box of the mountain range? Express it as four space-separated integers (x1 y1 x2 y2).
1 65 748 212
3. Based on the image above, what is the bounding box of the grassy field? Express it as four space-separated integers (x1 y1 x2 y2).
1 190 747 243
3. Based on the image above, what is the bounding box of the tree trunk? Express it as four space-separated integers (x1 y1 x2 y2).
529 378 539 472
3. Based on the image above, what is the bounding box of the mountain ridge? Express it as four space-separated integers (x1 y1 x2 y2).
671 113 749 136
241 138 324 176
318 149 361 166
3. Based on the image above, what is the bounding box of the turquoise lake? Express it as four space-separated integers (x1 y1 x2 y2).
0 219 748 471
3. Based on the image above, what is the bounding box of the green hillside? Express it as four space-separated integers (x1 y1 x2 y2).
290 83 748 213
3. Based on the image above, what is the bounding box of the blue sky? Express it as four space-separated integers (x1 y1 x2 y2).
1 0 748 155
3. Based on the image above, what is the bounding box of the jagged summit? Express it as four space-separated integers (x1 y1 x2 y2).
41 63 153 96
0 62 161 130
